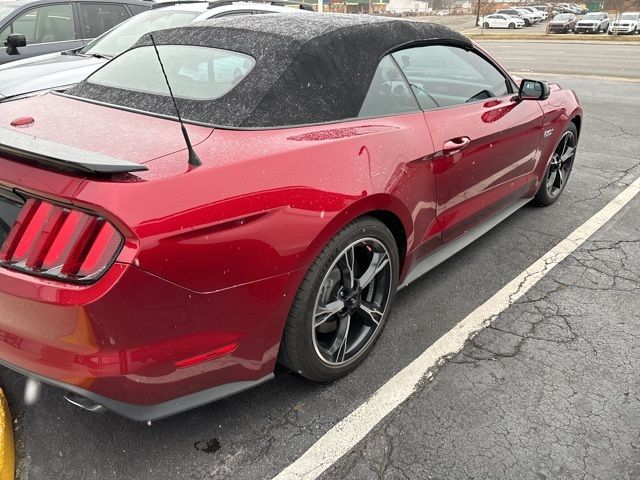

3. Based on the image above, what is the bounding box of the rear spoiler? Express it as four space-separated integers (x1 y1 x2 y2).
0 126 148 174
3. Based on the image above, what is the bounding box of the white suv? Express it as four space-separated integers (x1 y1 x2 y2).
608 12 640 34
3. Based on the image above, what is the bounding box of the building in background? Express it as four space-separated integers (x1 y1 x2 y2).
386 0 430 14
327 0 390 13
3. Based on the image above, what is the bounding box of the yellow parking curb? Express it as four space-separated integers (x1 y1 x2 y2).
0 388 14 480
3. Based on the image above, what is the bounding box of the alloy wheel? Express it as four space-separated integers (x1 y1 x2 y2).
546 130 576 199
312 238 392 366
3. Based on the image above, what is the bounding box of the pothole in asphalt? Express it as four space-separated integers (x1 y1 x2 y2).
194 438 221 454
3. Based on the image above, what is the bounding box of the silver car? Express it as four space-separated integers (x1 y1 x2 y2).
0 0 311 102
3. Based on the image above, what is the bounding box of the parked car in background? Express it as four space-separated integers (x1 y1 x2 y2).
529 6 549 20
0 0 311 102
549 12 577 33
556 3 582 14
608 12 639 34
0 0 152 65
496 8 535 25
518 7 544 22
575 12 610 33
0 13 582 421
478 13 524 29
571 3 588 14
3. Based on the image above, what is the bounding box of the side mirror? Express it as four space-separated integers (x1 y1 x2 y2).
518 79 550 101
5 33 27 55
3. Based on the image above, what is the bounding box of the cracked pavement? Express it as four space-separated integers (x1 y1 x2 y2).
0 47 639 480
322 195 640 480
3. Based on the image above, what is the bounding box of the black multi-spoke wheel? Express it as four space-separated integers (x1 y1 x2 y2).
312 238 392 365
534 122 577 206
279 217 399 381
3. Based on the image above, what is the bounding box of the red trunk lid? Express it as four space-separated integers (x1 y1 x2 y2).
0 93 214 189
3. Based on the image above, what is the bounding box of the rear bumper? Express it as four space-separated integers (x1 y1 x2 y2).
0 356 273 421
0 262 301 418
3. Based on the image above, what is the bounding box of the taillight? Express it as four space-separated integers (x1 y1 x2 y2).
0 197 123 283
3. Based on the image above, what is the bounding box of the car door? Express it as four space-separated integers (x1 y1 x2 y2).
357 55 441 260
392 45 545 243
77 2 131 42
0 3 83 64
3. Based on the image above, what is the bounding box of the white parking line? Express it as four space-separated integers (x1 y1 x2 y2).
273 175 640 480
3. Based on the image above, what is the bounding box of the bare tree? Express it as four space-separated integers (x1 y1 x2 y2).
476 0 496 33
606 0 640 34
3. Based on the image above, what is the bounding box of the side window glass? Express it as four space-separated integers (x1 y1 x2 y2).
0 25 10 46
359 55 419 118
391 45 510 110
79 3 129 39
11 4 75 44
128 4 150 15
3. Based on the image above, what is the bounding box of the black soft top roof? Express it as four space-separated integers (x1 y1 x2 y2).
67 13 472 128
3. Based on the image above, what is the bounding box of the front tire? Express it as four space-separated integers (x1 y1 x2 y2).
508 22 515 29
533 123 578 206
279 217 400 382
483 22 490 29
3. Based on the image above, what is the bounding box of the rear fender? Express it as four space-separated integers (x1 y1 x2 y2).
299 193 414 281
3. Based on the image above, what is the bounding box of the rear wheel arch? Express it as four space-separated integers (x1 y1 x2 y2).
364 210 407 273
301 195 413 275
571 114 582 139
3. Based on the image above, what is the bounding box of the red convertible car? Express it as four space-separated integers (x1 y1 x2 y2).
0 14 581 420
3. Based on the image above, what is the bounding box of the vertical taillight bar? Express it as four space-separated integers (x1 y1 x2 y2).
0 196 124 282
25 206 69 270
0 198 41 261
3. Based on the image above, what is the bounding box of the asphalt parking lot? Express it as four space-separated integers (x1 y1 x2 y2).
480 40 640 79
1 41 639 480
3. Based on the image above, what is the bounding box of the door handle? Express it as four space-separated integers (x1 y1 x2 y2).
442 137 471 155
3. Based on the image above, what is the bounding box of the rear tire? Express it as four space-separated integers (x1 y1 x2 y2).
279 217 400 382
533 123 578 207
483 22 490 29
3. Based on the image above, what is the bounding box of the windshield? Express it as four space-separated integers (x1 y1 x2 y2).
81 9 201 57
620 13 638 20
582 13 600 19
554 14 572 20
0 4 17 22
88 45 255 100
